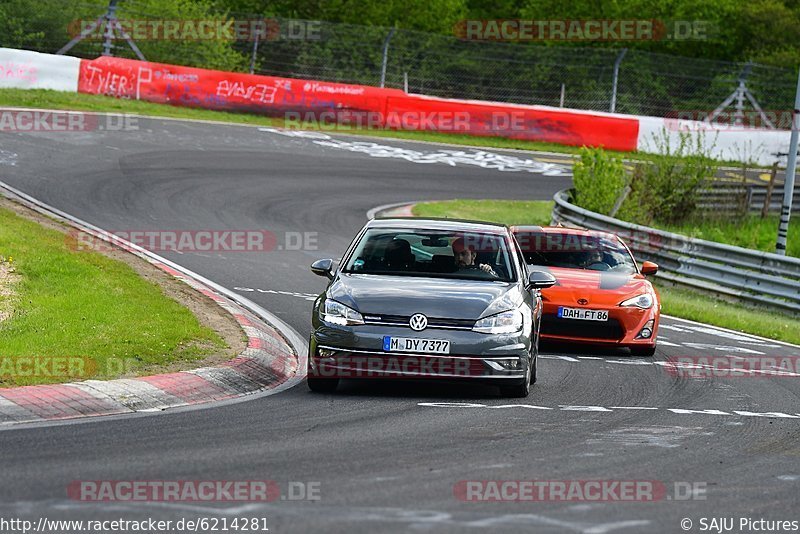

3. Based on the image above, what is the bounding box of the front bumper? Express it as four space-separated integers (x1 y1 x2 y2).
540 303 659 347
309 323 531 380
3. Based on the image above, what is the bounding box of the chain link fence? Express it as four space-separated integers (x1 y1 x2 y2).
3 0 797 119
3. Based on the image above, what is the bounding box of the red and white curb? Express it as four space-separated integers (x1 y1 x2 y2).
0 182 306 426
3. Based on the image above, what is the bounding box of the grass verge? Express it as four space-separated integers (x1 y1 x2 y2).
0 89 743 165
412 199 800 345
0 204 225 387
657 213 799 258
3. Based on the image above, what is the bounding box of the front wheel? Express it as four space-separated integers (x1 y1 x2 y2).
500 357 532 398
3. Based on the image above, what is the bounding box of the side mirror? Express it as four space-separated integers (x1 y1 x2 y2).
640 261 658 276
311 258 335 280
528 270 557 290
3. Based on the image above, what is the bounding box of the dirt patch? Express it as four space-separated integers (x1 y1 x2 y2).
0 196 248 375
0 260 20 323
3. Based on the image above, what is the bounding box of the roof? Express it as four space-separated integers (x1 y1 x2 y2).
511 225 618 240
369 217 508 234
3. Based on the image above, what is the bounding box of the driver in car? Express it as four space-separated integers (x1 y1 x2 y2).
452 237 498 276
581 248 609 270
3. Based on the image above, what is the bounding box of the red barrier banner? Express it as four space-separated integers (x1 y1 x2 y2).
77 55 639 150
78 56 399 115
385 95 640 151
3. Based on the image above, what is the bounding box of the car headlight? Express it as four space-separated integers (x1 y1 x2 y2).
320 299 364 326
473 309 523 334
620 293 654 309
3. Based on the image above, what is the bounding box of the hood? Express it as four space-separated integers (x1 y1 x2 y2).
537 267 652 306
328 274 521 320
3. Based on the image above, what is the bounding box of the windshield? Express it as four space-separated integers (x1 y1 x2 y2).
515 231 637 274
342 229 516 282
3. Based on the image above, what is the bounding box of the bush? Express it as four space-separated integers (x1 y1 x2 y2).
620 130 718 224
571 146 628 215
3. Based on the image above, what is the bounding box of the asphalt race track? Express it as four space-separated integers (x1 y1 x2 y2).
1 117 799 533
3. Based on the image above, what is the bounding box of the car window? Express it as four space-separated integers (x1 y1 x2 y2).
341 229 516 282
515 231 637 274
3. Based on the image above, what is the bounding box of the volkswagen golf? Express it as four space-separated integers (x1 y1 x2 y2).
307 218 556 397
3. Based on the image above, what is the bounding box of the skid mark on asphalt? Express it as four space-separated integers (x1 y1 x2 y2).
586 426 713 448
0 150 18 166
259 128 572 175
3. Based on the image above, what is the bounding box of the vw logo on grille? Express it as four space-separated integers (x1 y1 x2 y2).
577 298 589 305
409 313 428 331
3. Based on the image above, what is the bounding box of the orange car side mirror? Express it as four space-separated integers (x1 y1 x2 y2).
640 261 658 275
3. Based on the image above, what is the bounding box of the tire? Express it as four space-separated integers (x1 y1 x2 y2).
307 377 339 393
630 344 656 357
500 356 532 398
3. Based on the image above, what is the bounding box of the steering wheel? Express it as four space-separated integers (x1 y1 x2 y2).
586 261 611 271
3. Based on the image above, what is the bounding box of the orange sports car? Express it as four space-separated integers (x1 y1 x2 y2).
511 226 660 356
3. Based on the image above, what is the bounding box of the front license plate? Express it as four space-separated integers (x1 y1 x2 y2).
558 307 609 321
382 336 451 354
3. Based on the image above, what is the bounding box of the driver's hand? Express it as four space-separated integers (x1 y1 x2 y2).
478 264 497 275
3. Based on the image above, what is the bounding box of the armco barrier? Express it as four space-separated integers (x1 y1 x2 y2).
551 189 800 314
696 185 800 214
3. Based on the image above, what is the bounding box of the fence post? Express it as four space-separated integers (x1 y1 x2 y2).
776 66 800 254
249 31 260 75
102 0 119 56
610 48 627 113
762 162 778 218
404 72 408 93
379 28 396 88
559 83 565 107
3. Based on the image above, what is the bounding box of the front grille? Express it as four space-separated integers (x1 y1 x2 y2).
541 314 624 340
363 314 475 330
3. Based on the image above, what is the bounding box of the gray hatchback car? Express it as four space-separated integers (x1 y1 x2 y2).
308 218 556 397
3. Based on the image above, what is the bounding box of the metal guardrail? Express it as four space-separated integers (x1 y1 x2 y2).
551 189 800 314
697 185 800 213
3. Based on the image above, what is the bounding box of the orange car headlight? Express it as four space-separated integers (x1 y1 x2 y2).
619 294 654 309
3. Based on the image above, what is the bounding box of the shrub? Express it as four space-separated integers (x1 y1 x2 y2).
622 129 718 224
571 146 628 215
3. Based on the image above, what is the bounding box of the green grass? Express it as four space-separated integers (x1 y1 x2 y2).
413 199 554 226
0 206 224 387
655 213 799 258
0 89 744 165
412 199 800 345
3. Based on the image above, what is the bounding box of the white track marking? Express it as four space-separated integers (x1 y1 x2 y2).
419 403 800 422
